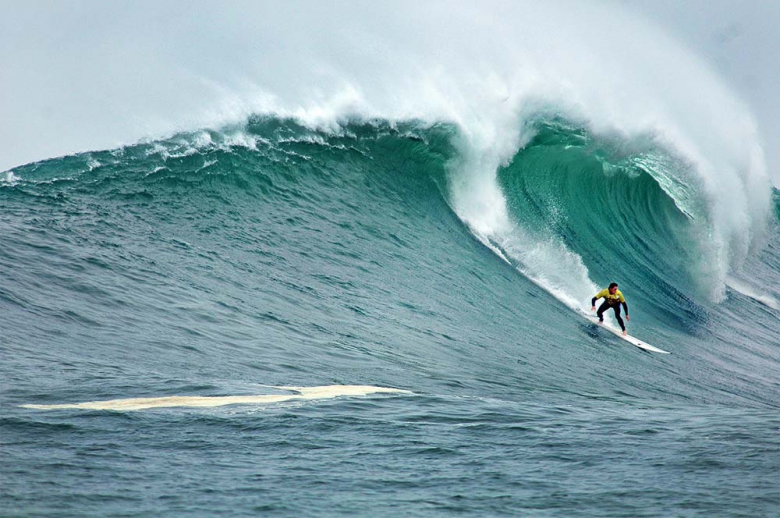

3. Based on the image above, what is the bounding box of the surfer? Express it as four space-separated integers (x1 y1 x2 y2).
591 282 630 336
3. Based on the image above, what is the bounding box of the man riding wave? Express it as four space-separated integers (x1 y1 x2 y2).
591 282 630 336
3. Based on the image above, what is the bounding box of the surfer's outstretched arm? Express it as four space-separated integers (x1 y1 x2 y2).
591 289 607 310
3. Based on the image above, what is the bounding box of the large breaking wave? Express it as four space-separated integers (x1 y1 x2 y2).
4 2 771 309
4 112 772 324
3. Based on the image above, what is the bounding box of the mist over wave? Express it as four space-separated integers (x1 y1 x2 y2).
4 1 772 308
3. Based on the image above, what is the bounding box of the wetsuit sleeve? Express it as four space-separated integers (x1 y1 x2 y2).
618 292 627 314
591 289 607 306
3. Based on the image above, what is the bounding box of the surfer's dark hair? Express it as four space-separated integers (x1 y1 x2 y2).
609 282 618 289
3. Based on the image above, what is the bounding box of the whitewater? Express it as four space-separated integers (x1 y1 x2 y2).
2 2 780 516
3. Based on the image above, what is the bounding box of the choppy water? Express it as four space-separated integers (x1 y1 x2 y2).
2 117 780 516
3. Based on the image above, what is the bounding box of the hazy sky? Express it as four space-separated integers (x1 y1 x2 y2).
1 1 778 185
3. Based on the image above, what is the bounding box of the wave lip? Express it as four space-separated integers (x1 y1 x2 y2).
20 385 411 412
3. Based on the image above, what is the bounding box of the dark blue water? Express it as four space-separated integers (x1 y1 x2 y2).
2 118 780 516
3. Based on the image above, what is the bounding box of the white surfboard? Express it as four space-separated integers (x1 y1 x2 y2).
582 312 670 354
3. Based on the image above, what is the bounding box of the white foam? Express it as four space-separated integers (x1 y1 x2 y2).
1 171 19 185
221 131 259 151
20 385 411 412
1 2 771 303
726 276 780 310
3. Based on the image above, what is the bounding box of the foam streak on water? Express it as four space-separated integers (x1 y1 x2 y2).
21 385 411 411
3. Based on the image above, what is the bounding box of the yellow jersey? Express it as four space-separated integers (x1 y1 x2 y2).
593 288 625 306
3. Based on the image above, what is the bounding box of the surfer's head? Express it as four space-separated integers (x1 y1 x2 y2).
608 282 618 294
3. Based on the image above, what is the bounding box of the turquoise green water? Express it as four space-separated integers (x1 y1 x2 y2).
2 117 780 516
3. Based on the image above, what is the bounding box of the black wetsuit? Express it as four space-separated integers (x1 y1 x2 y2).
592 290 629 331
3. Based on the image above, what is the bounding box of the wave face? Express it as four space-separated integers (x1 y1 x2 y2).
489 119 708 318
3 117 780 515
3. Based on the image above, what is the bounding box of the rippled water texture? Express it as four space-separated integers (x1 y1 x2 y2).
2 119 780 516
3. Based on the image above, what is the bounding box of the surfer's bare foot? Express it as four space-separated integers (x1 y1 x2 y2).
622 330 627 336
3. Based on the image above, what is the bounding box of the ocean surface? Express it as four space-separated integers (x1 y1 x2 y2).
2 116 780 517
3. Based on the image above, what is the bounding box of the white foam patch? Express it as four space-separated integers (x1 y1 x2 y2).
726 277 780 310
21 385 411 412
467 216 599 316
1 171 20 185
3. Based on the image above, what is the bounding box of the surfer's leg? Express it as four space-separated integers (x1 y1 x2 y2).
612 305 625 331
596 302 610 322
